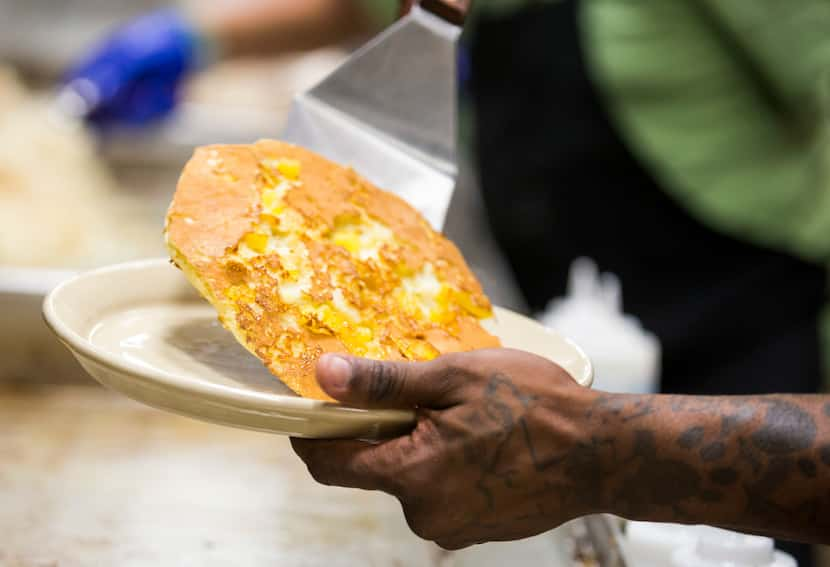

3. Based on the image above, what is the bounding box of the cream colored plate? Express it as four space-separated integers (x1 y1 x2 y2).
43 259 593 439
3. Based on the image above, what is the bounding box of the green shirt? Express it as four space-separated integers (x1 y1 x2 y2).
585 0 830 264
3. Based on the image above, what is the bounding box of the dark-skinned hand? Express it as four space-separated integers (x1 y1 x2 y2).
290 348 595 550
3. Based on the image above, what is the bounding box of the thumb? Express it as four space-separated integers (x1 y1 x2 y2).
316 354 460 408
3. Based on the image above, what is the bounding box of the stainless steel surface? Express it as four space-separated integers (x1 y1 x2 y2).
283 5 461 229
0 267 87 384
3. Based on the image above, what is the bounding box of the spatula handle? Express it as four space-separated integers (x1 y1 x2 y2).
419 0 472 26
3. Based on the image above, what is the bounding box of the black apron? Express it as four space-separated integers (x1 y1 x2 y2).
468 2 823 561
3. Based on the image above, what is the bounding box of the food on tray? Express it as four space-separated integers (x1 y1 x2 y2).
165 140 500 400
0 67 160 268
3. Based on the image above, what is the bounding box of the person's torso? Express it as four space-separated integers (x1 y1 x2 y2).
468 0 826 396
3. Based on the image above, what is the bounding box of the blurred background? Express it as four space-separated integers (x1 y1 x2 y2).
2 1 829 565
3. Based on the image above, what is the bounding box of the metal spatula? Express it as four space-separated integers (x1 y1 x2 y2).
282 0 470 230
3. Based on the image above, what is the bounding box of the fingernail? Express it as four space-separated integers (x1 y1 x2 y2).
318 354 352 392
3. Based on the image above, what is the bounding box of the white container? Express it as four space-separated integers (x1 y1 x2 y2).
620 521 698 567
538 258 660 393
672 526 797 567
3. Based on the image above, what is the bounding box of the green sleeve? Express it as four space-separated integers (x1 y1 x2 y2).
582 0 830 263
698 1 830 116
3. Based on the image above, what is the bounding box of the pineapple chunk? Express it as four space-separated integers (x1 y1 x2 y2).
243 232 269 253
278 159 301 180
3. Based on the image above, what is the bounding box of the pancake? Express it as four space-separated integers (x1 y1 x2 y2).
165 140 500 400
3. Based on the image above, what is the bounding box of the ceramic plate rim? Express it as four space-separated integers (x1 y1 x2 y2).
43 258 592 428
42 260 406 419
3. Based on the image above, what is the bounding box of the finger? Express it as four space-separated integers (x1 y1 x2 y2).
290 437 402 493
315 354 463 409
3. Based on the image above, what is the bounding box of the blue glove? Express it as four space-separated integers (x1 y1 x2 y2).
63 9 211 128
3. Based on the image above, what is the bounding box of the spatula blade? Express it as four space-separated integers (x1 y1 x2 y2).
282 6 461 229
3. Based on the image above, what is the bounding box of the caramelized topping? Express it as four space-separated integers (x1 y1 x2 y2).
165 141 499 400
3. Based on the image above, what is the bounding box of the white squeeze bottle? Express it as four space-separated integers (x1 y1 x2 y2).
621 521 698 566
538 258 660 394
671 526 797 567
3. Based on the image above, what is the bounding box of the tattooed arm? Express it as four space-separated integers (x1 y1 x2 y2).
291 349 830 549
587 392 830 542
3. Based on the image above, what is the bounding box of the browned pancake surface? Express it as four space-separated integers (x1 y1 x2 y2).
166 140 499 400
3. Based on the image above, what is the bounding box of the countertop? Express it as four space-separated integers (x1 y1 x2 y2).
0 385 575 566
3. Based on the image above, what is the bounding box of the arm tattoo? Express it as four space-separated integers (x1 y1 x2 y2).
589 393 830 542
441 371 830 545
